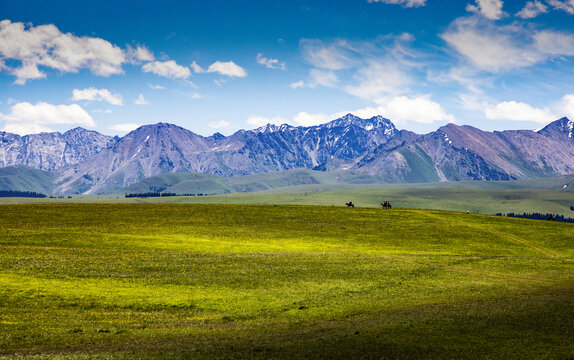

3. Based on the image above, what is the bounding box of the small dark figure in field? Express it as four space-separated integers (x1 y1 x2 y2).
381 201 392 209
345 201 355 208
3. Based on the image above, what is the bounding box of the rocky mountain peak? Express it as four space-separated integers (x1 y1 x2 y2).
538 117 574 141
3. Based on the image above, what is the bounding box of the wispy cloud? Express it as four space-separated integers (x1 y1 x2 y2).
547 0 574 14
134 94 148 105
256 53 286 70
367 0 427 8
516 0 548 19
72 87 123 106
441 16 574 72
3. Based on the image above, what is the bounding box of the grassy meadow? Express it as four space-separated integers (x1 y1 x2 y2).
0 203 573 358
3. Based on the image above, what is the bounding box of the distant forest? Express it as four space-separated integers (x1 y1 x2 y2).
497 212 574 223
0 190 46 198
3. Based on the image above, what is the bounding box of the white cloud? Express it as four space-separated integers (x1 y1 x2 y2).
256 53 286 70
290 80 306 89
309 69 338 88
208 120 231 129
206 61 247 77
440 17 574 72
92 109 113 114
466 0 507 20
516 0 548 18
72 87 123 106
11 63 46 85
485 101 556 123
558 94 574 119
190 61 205 73
300 39 358 70
127 45 154 63
346 61 410 99
134 94 148 105
350 96 455 125
247 115 290 127
299 35 419 99
367 0 427 7
109 123 142 133
142 60 191 79
191 60 247 77
293 112 331 127
148 84 165 90
547 0 574 14
533 30 574 56
0 20 126 84
1 102 95 135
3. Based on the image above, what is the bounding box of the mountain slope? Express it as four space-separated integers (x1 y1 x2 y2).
2 114 574 195
56 115 398 194
0 128 116 171
356 119 574 181
0 166 54 194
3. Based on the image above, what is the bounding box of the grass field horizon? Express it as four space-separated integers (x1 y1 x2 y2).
1 203 572 358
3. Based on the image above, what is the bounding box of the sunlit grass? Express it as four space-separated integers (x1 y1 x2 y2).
0 204 572 359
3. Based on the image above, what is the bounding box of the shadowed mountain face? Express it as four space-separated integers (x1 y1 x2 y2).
1 114 573 194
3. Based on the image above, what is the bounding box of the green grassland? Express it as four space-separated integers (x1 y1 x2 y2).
0 203 573 359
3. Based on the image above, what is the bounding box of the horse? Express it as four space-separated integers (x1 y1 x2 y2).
381 201 392 209
345 201 355 208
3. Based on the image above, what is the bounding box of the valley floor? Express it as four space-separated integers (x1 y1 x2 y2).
0 204 572 359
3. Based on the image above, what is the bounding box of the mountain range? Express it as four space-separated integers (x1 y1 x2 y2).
1 114 573 195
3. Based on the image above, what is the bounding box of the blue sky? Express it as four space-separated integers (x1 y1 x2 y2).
2 0 574 136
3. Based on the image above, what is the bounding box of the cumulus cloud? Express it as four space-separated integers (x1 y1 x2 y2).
466 0 507 20
367 0 427 7
350 96 455 125
0 20 126 85
256 53 286 70
558 94 574 119
1 101 95 135
142 60 191 79
109 123 142 133
92 109 113 114
485 101 556 123
206 61 247 77
516 0 548 18
441 17 574 72
134 94 148 105
547 0 574 14
293 112 332 127
247 115 290 127
72 87 123 105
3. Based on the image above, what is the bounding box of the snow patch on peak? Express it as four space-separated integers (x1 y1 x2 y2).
568 120 573 138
